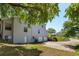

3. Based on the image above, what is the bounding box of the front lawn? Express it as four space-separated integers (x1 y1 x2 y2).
0 42 75 56
73 45 79 55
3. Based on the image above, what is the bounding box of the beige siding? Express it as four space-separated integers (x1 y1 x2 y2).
13 17 48 43
13 17 25 43
2 18 12 40
2 17 48 43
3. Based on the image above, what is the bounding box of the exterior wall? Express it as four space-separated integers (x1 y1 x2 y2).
0 21 3 39
32 25 48 42
13 17 26 43
13 17 48 43
1 16 48 43
2 18 12 40
13 17 33 43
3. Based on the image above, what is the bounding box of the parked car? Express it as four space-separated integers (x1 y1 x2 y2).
47 37 58 41
47 37 53 41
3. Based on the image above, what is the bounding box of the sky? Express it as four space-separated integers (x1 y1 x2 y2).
46 3 70 32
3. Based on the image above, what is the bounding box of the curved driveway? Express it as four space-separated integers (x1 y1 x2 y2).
44 39 79 52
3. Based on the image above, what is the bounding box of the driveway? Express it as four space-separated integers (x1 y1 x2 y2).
44 39 79 52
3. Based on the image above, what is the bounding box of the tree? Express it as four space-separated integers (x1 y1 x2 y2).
65 3 79 29
0 3 60 25
47 28 56 37
63 21 79 37
47 28 56 33
63 21 73 29
64 3 79 37
63 28 76 37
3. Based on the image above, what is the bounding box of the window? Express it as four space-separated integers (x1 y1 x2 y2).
5 26 12 30
38 30 40 34
24 27 28 32
5 23 12 30
42 25 43 28
5 35 8 40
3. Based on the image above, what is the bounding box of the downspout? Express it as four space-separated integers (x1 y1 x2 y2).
28 9 33 43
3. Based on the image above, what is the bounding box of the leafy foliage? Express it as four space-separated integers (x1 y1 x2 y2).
63 21 76 37
47 28 56 33
65 3 79 21
47 28 56 38
65 3 79 28
64 28 76 37
64 3 79 37
0 3 60 25
63 21 73 29
55 36 69 41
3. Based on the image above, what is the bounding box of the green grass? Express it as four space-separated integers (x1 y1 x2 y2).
0 39 76 56
54 36 69 41
57 36 66 41
0 43 75 56
72 45 79 55
63 44 79 56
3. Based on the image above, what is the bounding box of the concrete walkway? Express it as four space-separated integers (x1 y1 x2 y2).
44 39 79 52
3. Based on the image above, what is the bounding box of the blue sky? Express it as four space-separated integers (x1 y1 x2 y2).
46 3 70 32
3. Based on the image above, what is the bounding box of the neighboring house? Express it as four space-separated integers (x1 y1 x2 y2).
0 16 48 43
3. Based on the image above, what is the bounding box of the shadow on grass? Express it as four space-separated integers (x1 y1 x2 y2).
73 45 79 50
64 45 79 51
0 45 42 56
72 45 79 55
64 45 75 49
30 42 44 44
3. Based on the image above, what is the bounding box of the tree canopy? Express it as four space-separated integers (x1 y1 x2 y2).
65 3 79 26
47 28 56 33
0 3 60 25
63 21 76 37
63 21 73 29
64 4 79 37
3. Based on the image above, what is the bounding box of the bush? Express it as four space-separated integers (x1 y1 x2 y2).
0 39 12 43
54 36 69 41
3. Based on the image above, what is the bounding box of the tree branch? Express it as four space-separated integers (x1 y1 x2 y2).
8 3 43 12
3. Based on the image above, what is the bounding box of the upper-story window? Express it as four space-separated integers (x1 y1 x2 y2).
42 25 43 28
5 23 12 30
24 27 28 32
42 25 45 28
38 30 40 34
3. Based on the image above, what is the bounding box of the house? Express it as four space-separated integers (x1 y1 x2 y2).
0 16 48 43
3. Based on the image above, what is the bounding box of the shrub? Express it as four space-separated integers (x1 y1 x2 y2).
0 39 12 43
54 36 69 41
